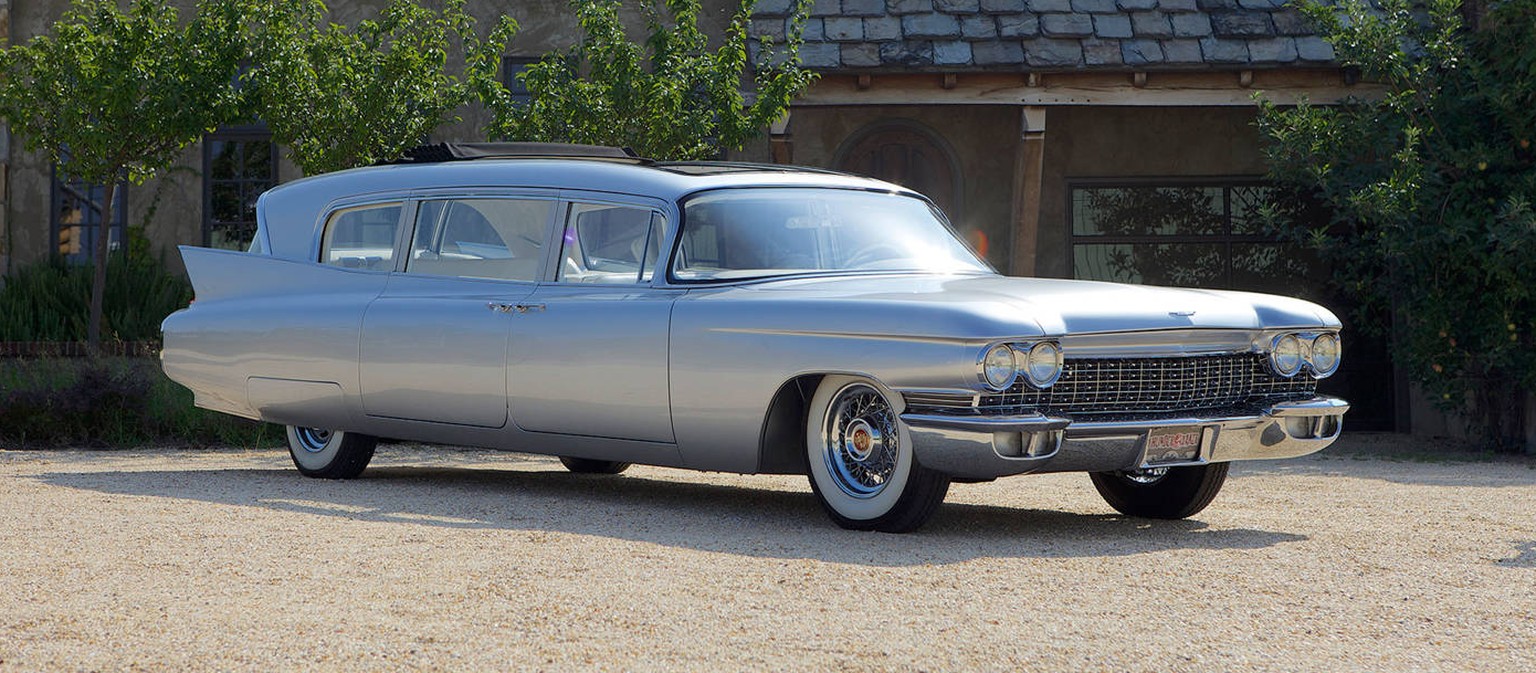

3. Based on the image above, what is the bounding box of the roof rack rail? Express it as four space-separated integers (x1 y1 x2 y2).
385 142 648 165
653 160 856 178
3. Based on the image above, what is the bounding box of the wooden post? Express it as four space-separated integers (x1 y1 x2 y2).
769 110 792 165
1009 106 1046 277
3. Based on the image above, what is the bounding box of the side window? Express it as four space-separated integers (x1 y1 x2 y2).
406 198 552 282
557 203 664 284
321 204 403 270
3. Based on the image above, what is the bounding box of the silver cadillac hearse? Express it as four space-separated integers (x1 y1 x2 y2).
161 143 1348 532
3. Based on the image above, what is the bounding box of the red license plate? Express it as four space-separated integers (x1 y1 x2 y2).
1144 427 1203 464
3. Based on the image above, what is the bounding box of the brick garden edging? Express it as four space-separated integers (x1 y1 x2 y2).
0 341 160 358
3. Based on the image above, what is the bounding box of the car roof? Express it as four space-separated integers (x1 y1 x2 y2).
256 156 919 261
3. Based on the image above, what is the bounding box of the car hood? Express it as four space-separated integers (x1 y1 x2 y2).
714 273 1339 336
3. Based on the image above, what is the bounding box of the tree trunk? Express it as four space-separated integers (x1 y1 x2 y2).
86 180 116 357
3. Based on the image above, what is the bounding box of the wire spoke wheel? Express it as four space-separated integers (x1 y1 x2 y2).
822 384 900 498
805 376 951 532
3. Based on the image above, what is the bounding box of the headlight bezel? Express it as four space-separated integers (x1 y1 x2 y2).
977 340 1063 392
978 343 1019 391
1269 333 1306 378
1024 341 1064 388
1265 330 1343 379
1309 332 1341 378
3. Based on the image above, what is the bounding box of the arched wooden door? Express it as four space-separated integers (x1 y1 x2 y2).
834 123 961 220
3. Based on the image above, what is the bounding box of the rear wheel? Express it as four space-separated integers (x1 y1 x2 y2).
285 426 377 479
558 457 631 475
1089 462 1230 519
805 376 950 533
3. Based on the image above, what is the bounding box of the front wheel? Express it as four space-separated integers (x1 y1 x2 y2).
286 426 378 479
1089 462 1230 519
805 376 950 533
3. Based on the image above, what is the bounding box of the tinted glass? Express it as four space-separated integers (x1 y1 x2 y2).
407 198 552 281
321 204 402 270
674 188 989 282
1072 186 1225 237
558 203 663 284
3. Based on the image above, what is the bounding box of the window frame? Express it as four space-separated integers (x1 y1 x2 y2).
1065 176 1285 288
49 164 128 263
502 56 540 105
317 200 410 272
552 198 669 286
401 194 562 284
202 127 280 251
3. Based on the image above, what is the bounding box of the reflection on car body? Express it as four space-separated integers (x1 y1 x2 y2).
162 143 1349 532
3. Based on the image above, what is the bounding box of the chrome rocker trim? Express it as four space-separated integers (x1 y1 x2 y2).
900 396 1350 480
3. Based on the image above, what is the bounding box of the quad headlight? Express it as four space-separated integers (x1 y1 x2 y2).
1268 332 1342 378
1024 341 1063 388
980 343 1018 390
1310 333 1341 377
979 341 1063 391
1270 334 1305 377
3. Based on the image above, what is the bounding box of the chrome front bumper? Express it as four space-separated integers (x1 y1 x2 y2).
902 396 1350 480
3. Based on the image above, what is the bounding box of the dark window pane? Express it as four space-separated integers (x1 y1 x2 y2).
1230 242 1327 300
1074 242 1228 288
243 142 273 179
503 57 538 104
1230 185 1275 235
208 140 238 177
204 135 276 251
52 161 126 263
210 183 243 224
1072 186 1224 237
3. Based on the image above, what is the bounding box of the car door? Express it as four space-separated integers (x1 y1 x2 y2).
359 194 557 427
507 196 681 442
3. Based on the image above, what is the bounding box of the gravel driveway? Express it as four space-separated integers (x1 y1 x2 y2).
1 439 1532 672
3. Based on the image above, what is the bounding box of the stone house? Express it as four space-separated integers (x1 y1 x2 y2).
0 0 1418 432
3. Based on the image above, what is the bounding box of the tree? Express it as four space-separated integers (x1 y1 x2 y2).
1256 0 1536 451
480 0 816 160
245 0 516 174
0 0 245 353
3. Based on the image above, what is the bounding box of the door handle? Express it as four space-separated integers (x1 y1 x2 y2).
487 302 545 314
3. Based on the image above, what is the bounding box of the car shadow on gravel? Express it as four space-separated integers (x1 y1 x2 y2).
33 466 1305 566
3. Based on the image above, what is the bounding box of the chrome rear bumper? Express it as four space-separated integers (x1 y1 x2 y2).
902 396 1349 480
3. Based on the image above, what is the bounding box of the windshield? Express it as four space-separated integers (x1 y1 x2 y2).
672 188 992 282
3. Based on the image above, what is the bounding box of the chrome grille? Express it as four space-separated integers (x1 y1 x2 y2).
979 353 1315 416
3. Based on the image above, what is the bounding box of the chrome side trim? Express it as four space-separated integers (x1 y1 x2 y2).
900 412 1069 434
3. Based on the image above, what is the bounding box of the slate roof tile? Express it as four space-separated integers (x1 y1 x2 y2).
1130 11 1175 38
754 1 1337 69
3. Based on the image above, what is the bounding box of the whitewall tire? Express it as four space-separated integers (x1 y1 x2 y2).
805 375 950 532
285 426 378 479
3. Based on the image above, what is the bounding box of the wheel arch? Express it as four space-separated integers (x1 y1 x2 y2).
755 371 910 475
755 374 824 475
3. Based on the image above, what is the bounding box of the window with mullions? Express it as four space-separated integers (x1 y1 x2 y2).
204 132 278 250
1068 181 1323 295
51 166 127 263
502 56 539 104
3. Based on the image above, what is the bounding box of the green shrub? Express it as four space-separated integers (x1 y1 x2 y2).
0 358 281 448
0 254 191 343
1257 0 1536 452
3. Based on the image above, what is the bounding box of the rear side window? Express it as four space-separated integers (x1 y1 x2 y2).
321 203 403 270
557 203 665 285
406 198 553 282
